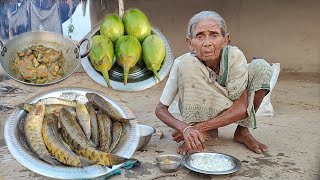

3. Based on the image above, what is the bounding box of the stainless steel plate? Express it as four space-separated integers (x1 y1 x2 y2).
4 87 140 179
182 152 241 175
81 26 173 91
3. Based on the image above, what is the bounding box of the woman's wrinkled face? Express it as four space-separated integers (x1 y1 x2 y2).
187 19 229 63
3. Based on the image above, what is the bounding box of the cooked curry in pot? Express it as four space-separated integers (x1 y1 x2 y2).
12 45 65 84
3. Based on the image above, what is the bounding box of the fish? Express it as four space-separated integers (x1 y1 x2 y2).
56 126 95 166
110 124 128 153
86 93 135 122
57 125 73 151
23 101 60 165
42 114 84 167
75 103 91 139
59 108 127 167
22 103 76 117
97 112 112 152
86 102 99 147
56 115 94 167
40 97 77 107
59 108 92 146
109 121 123 153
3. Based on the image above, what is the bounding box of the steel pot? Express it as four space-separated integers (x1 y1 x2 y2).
0 31 91 86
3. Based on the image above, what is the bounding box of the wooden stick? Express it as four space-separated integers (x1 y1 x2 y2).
118 0 124 18
7 5 13 39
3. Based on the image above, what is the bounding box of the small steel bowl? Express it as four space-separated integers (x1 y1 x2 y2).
156 154 182 173
136 124 156 151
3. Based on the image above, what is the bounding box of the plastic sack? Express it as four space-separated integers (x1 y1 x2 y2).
256 63 280 117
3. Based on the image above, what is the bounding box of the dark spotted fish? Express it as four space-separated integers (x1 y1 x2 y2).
23 103 76 117
97 113 112 152
86 93 135 122
109 121 123 153
59 108 127 167
42 114 84 167
86 102 99 147
75 103 91 139
23 101 60 165
40 97 77 107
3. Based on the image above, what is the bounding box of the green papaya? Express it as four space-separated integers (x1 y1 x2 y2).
142 35 166 81
122 8 151 42
115 35 142 85
89 35 114 88
100 14 124 43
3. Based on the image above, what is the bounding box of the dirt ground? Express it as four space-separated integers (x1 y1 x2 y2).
0 64 319 180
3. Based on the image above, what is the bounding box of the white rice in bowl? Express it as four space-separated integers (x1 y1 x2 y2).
189 154 235 172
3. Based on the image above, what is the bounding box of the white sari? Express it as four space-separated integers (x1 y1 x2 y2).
160 46 273 128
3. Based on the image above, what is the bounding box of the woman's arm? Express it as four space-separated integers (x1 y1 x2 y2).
155 102 206 151
155 102 187 133
172 89 248 142
194 89 248 132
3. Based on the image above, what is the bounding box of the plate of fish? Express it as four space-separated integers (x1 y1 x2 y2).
4 87 140 179
182 152 241 175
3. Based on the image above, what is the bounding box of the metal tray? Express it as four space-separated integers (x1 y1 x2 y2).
81 26 173 91
4 87 140 179
182 152 241 175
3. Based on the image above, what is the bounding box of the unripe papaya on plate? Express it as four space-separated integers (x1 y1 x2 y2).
123 8 151 42
89 35 114 88
142 35 166 81
115 35 142 85
100 14 124 43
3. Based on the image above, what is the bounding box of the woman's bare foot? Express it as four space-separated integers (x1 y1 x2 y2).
234 125 268 154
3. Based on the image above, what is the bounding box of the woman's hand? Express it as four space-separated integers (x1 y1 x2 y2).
172 126 205 142
172 130 183 142
182 126 206 152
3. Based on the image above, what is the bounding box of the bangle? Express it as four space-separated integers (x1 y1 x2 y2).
183 126 193 134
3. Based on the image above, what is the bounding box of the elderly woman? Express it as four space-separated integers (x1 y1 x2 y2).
155 10 273 155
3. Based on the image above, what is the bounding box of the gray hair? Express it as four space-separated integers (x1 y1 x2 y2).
187 11 227 38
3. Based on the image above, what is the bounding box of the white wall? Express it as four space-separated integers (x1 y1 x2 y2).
125 0 320 73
